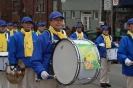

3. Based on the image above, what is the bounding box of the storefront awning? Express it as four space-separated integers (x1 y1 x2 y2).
119 0 133 6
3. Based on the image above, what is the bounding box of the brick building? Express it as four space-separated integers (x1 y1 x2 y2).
0 0 53 28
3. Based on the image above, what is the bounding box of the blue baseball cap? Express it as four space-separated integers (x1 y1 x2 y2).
13 24 17 27
21 16 33 23
41 22 46 26
102 26 108 31
49 11 65 20
7 22 13 26
127 18 133 26
75 23 82 28
37 22 42 27
0 20 6 27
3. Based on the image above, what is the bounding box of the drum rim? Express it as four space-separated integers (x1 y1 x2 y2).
51 38 81 85
83 40 100 84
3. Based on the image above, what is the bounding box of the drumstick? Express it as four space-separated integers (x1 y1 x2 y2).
131 61 133 65
48 75 57 79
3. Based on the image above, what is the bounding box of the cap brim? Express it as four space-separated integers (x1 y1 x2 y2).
102 27 108 31
0 24 6 27
22 20 33 23
52 15 65 19
129 20 133 25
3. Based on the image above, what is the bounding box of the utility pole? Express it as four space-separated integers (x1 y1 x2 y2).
111 0 113 36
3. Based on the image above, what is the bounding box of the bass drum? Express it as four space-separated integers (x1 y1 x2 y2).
52 39 100 86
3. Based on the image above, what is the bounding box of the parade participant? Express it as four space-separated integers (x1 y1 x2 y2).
8 16 37 88
0 20 9 88
13 23 18 32
31 11 67 88
95 25 118 88
0 20 7 52
117 18 133 88
6 22 16 37
70 23 88 40
41 22 47 30
31 24 35 32
36 22 45 36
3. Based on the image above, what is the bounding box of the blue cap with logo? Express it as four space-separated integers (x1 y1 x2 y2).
49 11 65 20
13 24 17 27
7 22 13 26
75 23 82 28
41 22 46 26
37 22 42 27
127 18 133 26
21 16 33 23
0 20 6 27
102 26 108 31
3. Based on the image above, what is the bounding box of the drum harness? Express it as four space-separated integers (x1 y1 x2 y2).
100 35 112 58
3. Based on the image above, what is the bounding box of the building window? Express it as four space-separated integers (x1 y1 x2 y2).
12 0 20 13
36 0 45 12
62 12 66 24
94 11 98 20
71 11 75 19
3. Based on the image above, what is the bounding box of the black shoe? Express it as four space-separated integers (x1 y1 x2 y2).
100 83 106 88
106 83 111 87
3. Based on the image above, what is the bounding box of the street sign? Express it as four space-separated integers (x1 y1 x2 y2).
113 0 119 6
104 0 111 11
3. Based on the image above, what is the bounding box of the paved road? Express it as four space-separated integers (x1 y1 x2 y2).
0 64 126 88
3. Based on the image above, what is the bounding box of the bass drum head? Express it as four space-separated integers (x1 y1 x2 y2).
52 39 79 85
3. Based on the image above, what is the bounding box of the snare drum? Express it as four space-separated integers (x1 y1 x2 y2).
0 52 8 71
52 39 100 85
106 48 118 60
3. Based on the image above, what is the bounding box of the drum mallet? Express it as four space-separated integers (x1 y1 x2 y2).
48 75 57 79
131 61 133 65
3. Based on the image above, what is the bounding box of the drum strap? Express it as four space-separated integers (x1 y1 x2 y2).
44 29 67 43
44 29 52 40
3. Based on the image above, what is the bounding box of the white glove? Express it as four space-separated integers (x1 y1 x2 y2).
115 43 119 47
10 66 15 75
125 58 131 66
99 43 105 47
41 71 49 79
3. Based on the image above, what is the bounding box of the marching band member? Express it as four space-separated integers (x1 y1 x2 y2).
8 16 37 88
31 24 35 32
70 23 88 40
41 22 47 30
6 22 16 37
13 23 19 32
0 20 8 88
95 25 118 88
0 20 8 52
6 22 16 44
117 18 133 88
31 11 67 88
36 22 45 36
